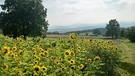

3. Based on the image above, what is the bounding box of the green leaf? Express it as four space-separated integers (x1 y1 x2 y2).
47 73 56 76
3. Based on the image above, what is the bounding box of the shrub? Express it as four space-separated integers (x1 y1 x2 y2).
125 26 135 42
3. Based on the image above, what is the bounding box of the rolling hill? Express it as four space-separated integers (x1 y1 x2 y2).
48 22 135 33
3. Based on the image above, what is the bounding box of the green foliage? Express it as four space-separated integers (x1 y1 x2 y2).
0 0 48 38
105 19 120 38
0 34 121 75
125 26 135 42
86 39 121 76
93 28 101 35
120 29 125 37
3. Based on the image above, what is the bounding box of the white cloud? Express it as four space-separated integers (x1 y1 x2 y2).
0 0 134 26
43 0 135 26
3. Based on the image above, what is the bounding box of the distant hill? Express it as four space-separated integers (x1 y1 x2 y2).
48 23 106 33
47 22 135 33
66 28 106 35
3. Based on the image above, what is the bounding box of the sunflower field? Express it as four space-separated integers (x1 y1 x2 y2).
0 33 121 76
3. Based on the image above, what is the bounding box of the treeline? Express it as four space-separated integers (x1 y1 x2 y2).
48 28 105 36
47 19 135 43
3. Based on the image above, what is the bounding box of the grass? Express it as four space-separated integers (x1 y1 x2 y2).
126 42 135 64
117 39 135 76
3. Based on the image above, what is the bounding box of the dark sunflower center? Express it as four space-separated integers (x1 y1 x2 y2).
35 67 39 71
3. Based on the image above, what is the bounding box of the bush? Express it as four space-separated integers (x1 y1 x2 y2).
125 26 135 42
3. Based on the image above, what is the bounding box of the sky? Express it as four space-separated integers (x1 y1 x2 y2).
0 0 135 26
43 0 135 26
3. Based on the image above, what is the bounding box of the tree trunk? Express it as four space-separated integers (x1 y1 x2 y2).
23 34 27 40
112 34 113 39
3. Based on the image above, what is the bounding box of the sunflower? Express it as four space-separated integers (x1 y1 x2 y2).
44 51 48 56
39 48 44 52
69 59 75 65
34 61 38 64
113 46 118 50
61 66 66 72
59 58 63 61
94 56 100 61
41 50 44 53
35 45 40 48
23 48 27 51
35 56 40 60
33 51 36 55
50 56 56 61
70 33 77 39
2 64 9 70
55 60 60 64
109 46 113 49
11 53 16 58
16 68 22 74
18 51 23 56
32 48 36 51
41 66 47 72
33 65 40 72
70 51 75 56
90 38 92 42
39 52 44 57
78 64 84 70
64 50 71 56
2 46 10 55
19 39 23 43
12 46 17 51
2 43 6 46
115 47 118 50
18 61 22 65
70 65 75 70
70 34 73 39
77 49 80 52
88 58 92 62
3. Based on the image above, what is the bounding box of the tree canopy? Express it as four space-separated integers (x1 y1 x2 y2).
0 0 48 39
125 26 135 42
105 19 120 38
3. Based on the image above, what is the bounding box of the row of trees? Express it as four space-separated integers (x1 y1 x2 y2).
0 0 48 39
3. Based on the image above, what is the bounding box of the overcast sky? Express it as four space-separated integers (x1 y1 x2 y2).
43 0 135 26
0 0 135 26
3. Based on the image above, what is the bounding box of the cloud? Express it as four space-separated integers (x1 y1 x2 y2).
44 0 109 25
0 0 4 5
103 0 129 11
0 0 4 11
43 0 135 26
0 0 135 26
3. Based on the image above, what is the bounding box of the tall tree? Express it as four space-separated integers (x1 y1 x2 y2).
105 19 120 38
0 0 48 39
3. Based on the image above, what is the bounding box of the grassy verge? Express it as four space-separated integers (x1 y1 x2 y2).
117 39 135 76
